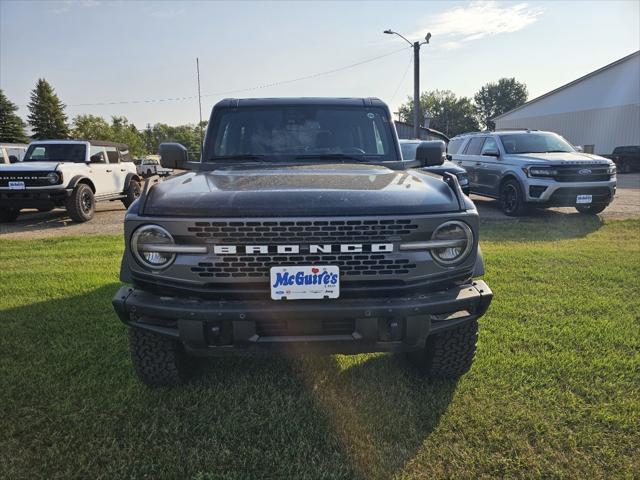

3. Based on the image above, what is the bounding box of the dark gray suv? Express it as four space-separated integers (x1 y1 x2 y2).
112 97 492 386
449 130 617 215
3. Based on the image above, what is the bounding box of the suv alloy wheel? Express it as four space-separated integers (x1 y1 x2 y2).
499 179 527 216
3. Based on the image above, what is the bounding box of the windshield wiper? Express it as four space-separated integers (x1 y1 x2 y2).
207 154 266 161
294 153 370 162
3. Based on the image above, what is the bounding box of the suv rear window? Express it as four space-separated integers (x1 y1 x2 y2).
447 138 464 154
400 142 419 160
464 137 485 155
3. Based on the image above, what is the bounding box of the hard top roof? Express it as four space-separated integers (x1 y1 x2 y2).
213 97 388 108
29 139 130 149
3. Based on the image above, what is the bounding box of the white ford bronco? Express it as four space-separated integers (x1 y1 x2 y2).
0 140 142 223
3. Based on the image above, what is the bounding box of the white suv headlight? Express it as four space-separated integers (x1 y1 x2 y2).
46 172 61 184
131 225 176 270
430 221 473 266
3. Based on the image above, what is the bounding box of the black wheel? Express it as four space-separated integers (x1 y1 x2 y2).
128 327 187 386
407 319 478 379
0 208 20 223
146 169 153 176
499 179 528 216
65 183 95 222
576 203 608 214
122 180 141 208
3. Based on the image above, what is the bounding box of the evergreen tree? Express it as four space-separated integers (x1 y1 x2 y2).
27 78 69 139
0 89 29 143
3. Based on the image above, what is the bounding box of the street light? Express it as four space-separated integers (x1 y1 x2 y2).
384 29 431 139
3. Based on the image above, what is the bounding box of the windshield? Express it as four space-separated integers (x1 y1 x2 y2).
207 106 398 161
499 133 574 154
23 143 87 162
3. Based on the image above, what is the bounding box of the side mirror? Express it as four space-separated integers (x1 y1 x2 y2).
482 149 500 157
160 143 188 169
8 155 19 163
416 140 446 167
574 145 584 152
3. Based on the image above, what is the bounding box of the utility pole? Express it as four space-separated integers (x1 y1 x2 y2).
384 30 431 139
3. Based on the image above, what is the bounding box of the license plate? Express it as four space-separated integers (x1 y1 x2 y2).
576 194 592 204
8 181 25 190
270 265 339 300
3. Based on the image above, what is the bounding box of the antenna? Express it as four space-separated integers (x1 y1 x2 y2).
196 57 204 158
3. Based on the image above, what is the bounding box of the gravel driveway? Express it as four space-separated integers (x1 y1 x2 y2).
2 174 639 240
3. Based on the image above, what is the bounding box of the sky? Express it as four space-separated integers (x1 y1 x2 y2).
1 0 638 128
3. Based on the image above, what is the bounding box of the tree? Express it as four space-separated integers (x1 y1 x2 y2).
398 90 480 137
109 116 146 157
27 78 69 139
474 78 528 130
71 114 111 140
145 122 204 159
71 114 146 157
0 89 28 143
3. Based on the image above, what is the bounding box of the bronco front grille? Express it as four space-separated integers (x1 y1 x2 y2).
0 172 58 187
190 253 417 278
185 219 419 244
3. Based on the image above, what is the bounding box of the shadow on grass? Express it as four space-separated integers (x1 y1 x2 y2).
480 214 604 242
2 284 456 479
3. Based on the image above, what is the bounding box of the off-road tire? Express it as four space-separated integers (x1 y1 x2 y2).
65 183 95 222
408 319 478 379
0 208 20 223
576 203 608 215
122 180 141 208
499 179 528 216
128 327 187 386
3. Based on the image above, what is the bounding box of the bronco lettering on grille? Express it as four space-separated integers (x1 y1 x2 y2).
212 243 394 255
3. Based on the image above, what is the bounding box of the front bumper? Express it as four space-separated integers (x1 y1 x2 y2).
524 178 616 205
112 280 492 355
0 188 71 209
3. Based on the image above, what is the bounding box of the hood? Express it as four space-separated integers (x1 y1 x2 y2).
424 160 465 175
0 161 59 172
509 151 612 165
143 163 461 217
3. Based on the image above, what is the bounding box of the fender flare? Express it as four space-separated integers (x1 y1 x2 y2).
124 172 142 190
499 171 525 193
472 245 485 277
67 175 96 192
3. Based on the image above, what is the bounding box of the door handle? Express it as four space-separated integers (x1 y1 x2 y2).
120 169 126 172
475 162 482 166
106 169 113 172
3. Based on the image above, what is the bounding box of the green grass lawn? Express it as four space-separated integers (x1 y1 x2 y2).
1 217 639 479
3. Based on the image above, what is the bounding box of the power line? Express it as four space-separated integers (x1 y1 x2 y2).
389 51 413 104
34 46 409 108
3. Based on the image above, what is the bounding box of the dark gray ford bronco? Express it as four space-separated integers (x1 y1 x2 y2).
112 98 493 385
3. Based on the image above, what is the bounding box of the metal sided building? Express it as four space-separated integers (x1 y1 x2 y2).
494 51 640 155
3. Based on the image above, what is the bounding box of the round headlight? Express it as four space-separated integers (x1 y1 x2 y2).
131 225 175 270
431 221 473 266
46 172 60 184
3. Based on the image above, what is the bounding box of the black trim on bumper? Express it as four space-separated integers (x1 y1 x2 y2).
112 280 492 355
0 188 71 209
